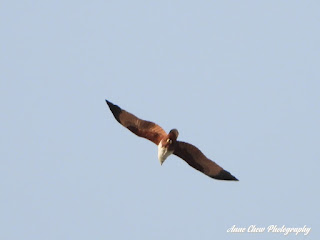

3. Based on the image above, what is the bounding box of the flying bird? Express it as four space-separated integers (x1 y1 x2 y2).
105 100 238 181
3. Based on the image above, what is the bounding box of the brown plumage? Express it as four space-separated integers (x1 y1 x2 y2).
106 100 238 181
173 142 238 180
106 100 166 145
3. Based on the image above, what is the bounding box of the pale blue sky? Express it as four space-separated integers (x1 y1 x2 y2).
1 1 319 240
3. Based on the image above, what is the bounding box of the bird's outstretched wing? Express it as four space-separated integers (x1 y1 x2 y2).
106 100 167 145
173 141 238 181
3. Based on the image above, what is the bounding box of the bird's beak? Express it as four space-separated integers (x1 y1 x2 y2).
160 159 165 166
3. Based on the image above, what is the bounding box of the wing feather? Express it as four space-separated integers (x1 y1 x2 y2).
173 141 238 181
106 100 167 145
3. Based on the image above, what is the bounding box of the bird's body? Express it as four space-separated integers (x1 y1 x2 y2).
158 141 173 165
157 129 178 165
105 100 238 181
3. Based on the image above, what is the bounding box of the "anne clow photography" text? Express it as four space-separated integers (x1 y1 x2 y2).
227 224 311 236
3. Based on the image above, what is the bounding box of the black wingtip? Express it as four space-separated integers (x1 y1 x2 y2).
105 99 111 106
214 170 239 181
105 99 116 110
105 99 122 123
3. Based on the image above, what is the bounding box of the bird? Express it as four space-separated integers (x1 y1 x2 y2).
105 100 238 181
